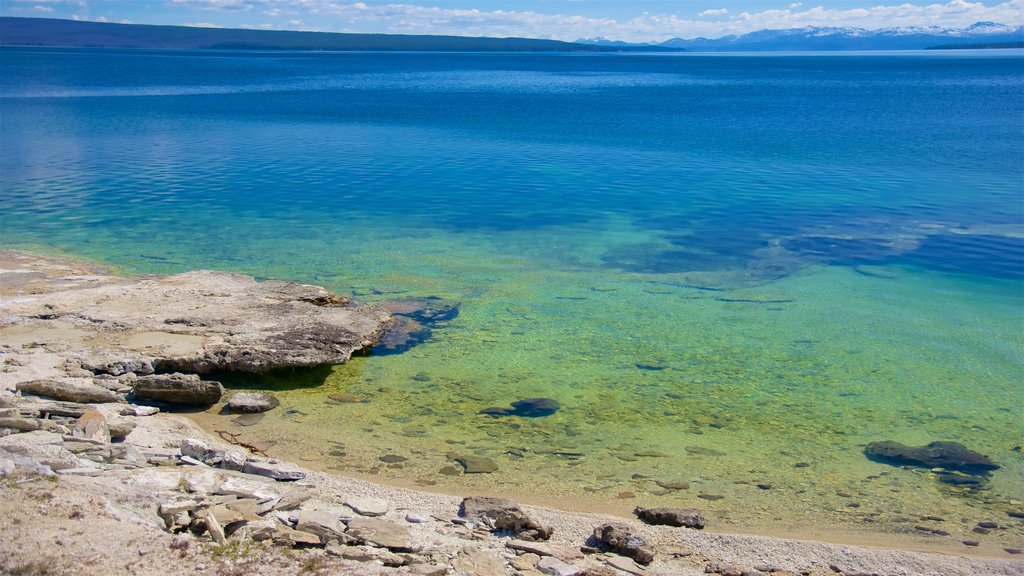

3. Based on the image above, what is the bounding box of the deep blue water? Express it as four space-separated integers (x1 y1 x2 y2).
2 47 1023 541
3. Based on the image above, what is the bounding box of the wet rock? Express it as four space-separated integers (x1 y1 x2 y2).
592 523 654 565
132 373 224 406
380 454 408 463
16 379 119 404
480 397 560 418
634 507 705 529
72 410 110 444
225 392 279 414
864 440 999 473
438 465 462 476
454 455 499 474
937 472 985 486
345 496 389 517
346 518 416 551
460 496 553 541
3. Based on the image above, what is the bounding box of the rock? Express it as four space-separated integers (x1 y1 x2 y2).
537 556 580 576
0 458 14 478
346 518 416 551
221 449 247 471
242 459 306 481
273 526 323 547
107 418 136 440
454 455 499 474
864 440 999 473
451 547 506 576
131 373 224 405
0 417 44 432
16 379 120 404
604 555 647 576
634 507 705 529
225 392 280 414
232 413 264 426
0 442 79 471
183 469 224 495
512 553 541 571
120 405 160 417
204 510 227 545
460 496 553 541
592 524 655 565
506 539 556 556
72 410 110 443
345 496 389 517
10 398 91 418
654 480 689 491
159 499 199 516
55 467 102 477
480 397 560 418
181 438 221 464
333 544 407 566
405 513 429 523
294 509 347 542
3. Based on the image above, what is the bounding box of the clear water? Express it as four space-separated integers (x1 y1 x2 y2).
2 47 1023 551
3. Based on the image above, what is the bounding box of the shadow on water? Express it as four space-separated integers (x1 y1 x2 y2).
207 364 336 392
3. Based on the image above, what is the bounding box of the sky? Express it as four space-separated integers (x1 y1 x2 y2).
3 0 1023 42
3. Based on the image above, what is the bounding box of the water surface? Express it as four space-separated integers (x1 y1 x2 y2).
2 47 1022 554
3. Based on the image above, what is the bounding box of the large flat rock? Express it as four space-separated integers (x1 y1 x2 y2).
0 251 392 377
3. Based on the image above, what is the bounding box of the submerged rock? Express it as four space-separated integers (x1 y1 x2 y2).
864 440 999 473
480 397 560 418
454 455 499 474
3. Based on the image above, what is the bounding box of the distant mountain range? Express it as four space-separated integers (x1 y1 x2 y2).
0 17 679 52
579 22 1024 51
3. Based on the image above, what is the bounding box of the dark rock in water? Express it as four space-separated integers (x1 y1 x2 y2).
225 392 279 413
480 397 560 418
370 297 460 356
634 507 705 529
454 455 498 474
685 445 726 457
379 454 408 463
864 440 999 473
937 472 984 486
131 373 224 405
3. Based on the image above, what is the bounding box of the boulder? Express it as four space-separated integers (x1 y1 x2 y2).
72 410 110 443
634 506 705 529
225 392 280 414
460 496 553 541
132 373 224 405
16 379 120 404
864 440 999 473
592 524 655 565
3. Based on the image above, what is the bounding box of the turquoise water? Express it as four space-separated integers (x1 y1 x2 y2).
1 47 1022 551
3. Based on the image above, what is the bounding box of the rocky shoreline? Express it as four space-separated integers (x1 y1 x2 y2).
1 250 1022 576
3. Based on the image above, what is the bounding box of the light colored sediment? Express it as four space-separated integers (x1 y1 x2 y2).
1 250 1022 576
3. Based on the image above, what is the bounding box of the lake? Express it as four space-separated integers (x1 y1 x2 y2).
1 46 1022 551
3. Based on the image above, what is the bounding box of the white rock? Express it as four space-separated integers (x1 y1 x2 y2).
405 513 429 523
345 496 389 517
242 459 306 481
56 467 102 477
221 449 246 471
121 405 159 417
183 469 223 495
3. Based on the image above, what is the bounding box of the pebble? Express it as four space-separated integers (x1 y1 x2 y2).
405 513 429 523
976 521 998 529
962 540 979 547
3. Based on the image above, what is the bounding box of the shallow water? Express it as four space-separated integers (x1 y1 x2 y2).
2 47 1022 553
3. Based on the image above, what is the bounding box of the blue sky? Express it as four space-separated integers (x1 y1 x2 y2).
4 1 1022 41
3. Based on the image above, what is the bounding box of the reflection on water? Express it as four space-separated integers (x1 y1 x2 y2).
2 47 1023 552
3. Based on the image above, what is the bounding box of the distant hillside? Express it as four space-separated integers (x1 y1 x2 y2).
578 21 1024 51
927 40 1024 50
0 17 681 52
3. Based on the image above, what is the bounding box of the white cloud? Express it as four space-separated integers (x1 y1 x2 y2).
184 21 223 27
95 15 107 21
33 5 55 11
698 8 729 18
168 1 1024 42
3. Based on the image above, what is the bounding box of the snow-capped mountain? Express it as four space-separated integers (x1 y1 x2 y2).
576 22 1024 51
